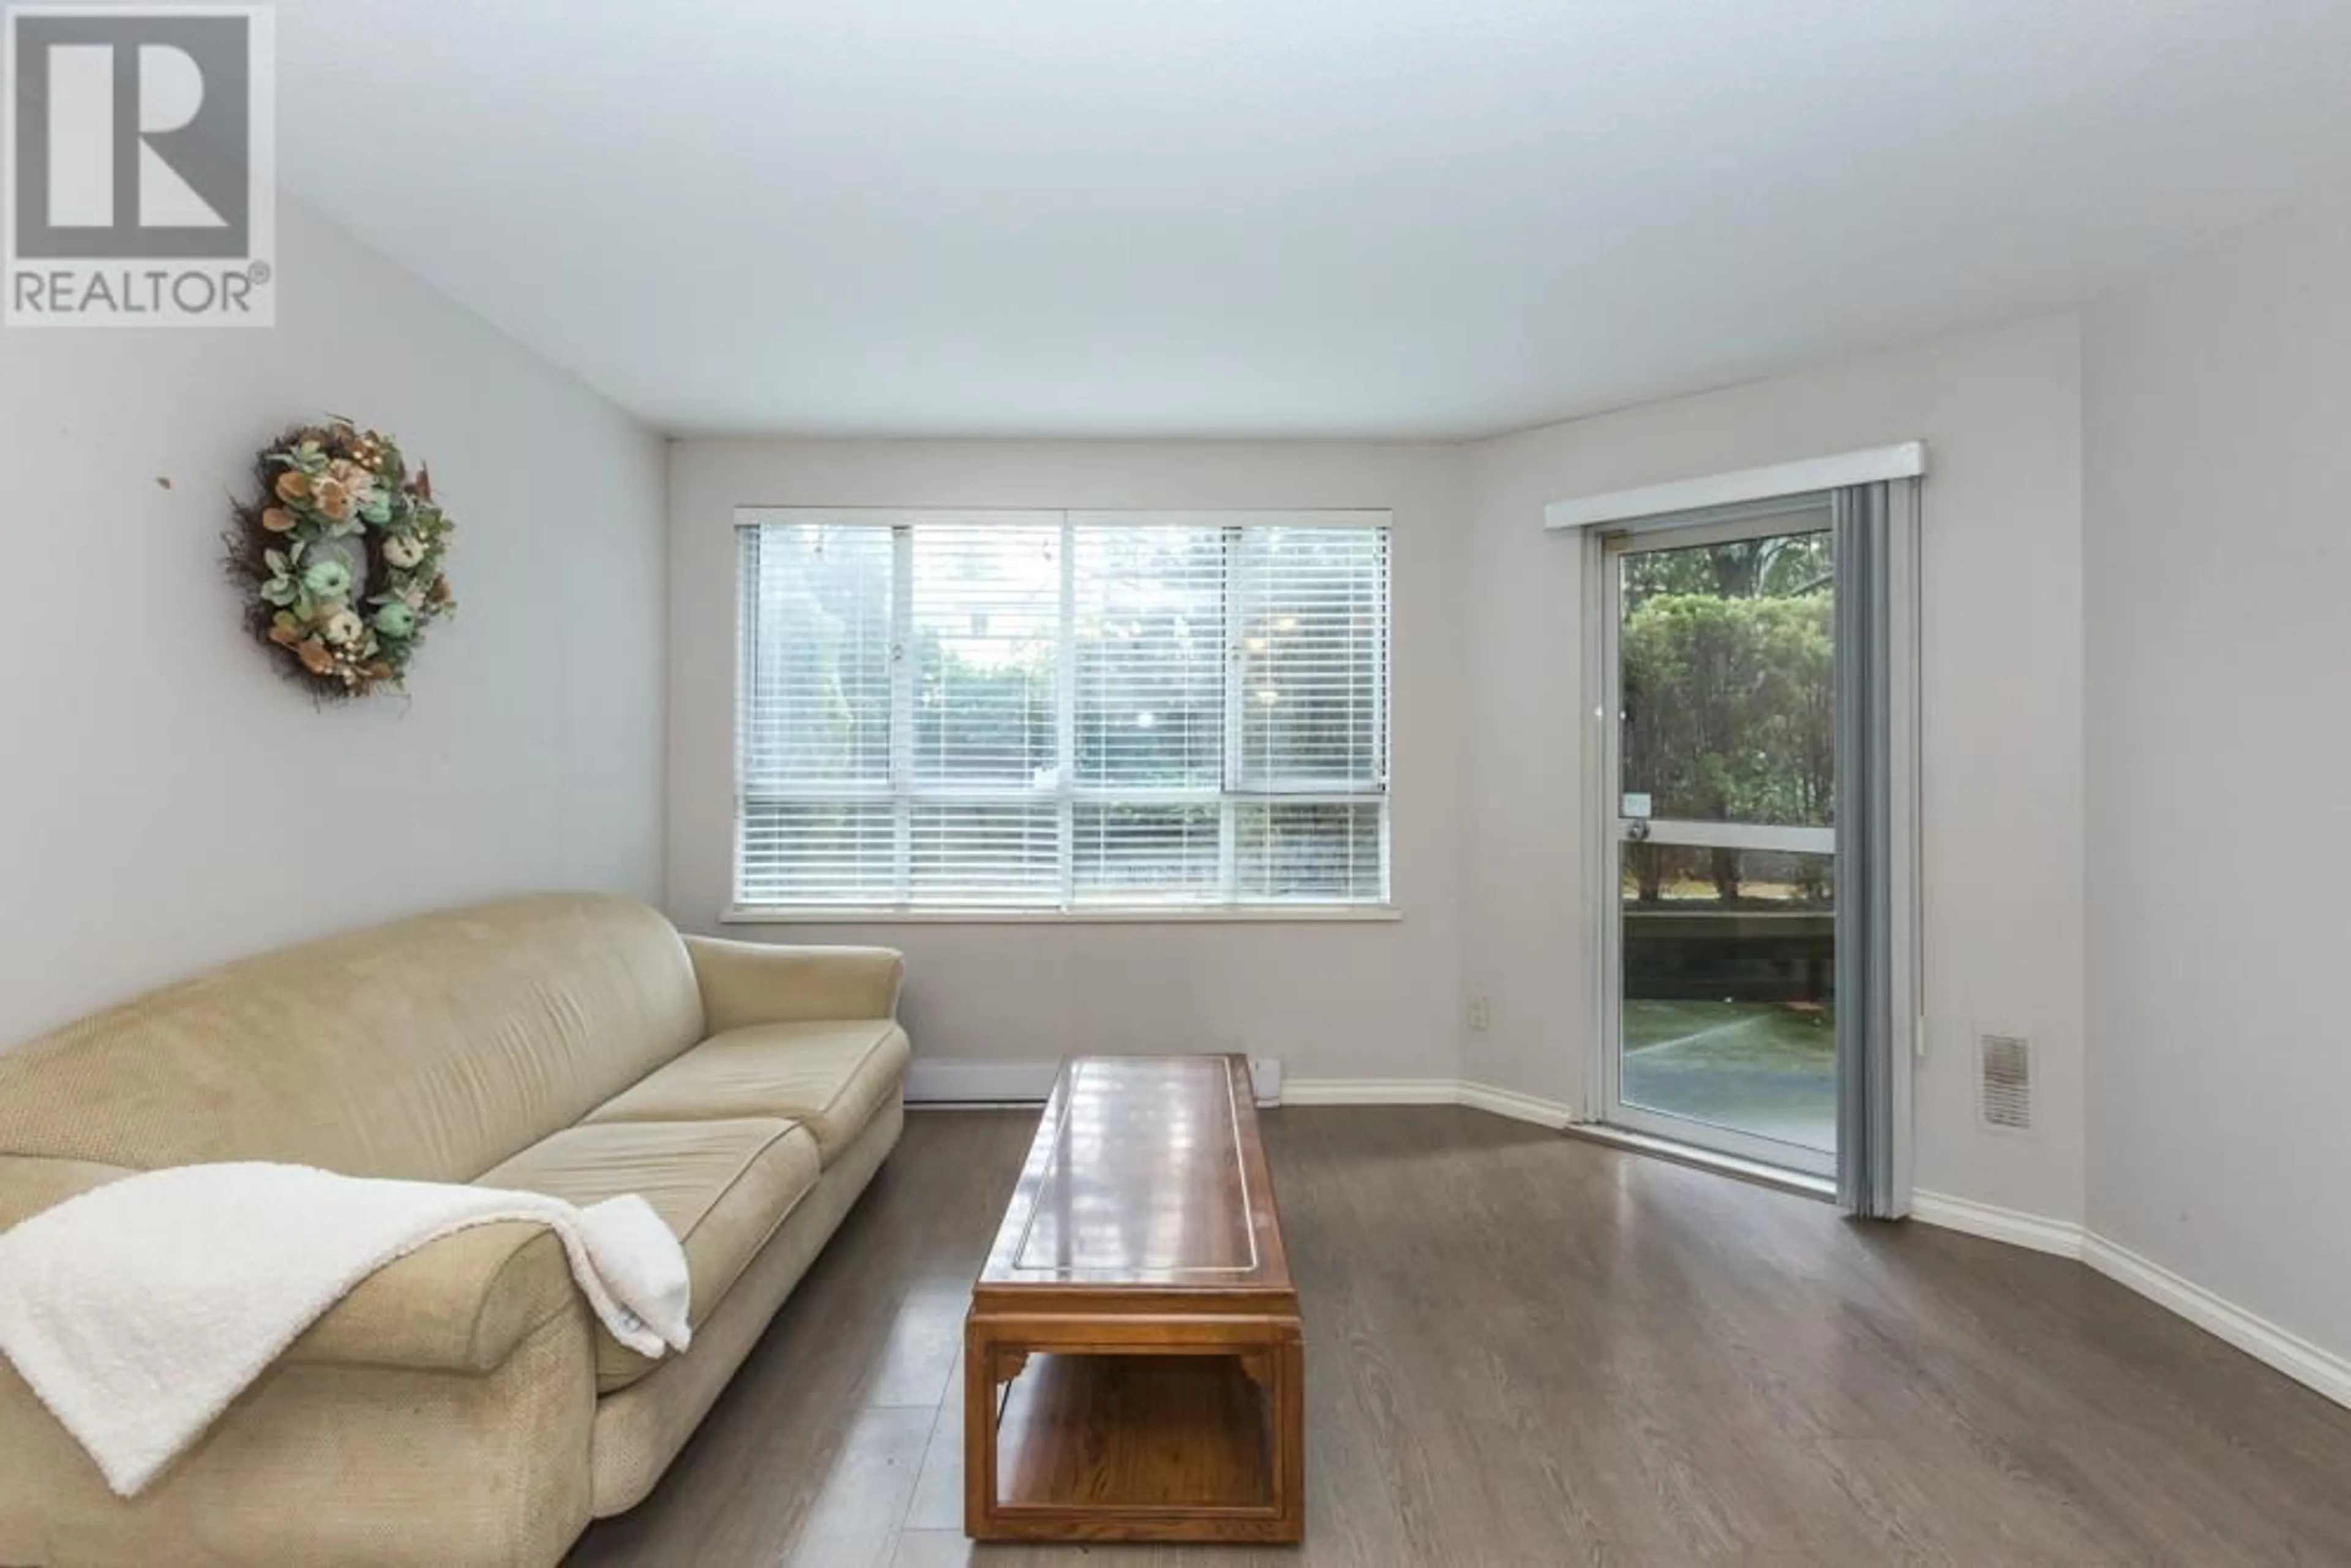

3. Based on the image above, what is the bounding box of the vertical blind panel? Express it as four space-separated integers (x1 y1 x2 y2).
1235 802 1385 902
1236 528 1390 790
738 802 896 905
738 523 895 790
1072 803 1223 903
1073 526 1226 790
912 523 1061 789
910 803 1060 904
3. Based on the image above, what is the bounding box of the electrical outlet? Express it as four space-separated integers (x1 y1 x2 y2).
1468 995 1491 1032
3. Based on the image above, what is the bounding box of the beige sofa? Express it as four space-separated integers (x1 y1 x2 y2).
0 894 910 1567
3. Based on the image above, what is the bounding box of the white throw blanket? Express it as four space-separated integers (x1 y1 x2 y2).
0 1161 692 1498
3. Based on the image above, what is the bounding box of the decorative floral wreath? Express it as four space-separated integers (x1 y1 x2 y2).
227 419 456 697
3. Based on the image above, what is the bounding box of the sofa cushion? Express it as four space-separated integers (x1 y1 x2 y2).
587 1099 904 1517
475 1117 820 1392
583 1020 910 1163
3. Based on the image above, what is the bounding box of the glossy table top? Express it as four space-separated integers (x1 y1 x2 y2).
975 1055 1291 1302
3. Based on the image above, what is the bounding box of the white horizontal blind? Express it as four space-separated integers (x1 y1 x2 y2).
736 509 1390 910
909 520 1062 904
737 522 896 902
1071 524 1228 904
1234 526 1389 902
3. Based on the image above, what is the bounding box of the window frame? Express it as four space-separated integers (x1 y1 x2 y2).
728 508 1396 922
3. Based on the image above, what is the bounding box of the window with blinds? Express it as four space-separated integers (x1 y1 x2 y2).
736 509 1391 911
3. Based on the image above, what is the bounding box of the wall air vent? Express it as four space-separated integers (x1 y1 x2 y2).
1978 1033 2032 1131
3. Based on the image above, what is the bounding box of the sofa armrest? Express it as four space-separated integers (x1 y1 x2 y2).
0 1156 580 1377
284 1222 579 1373
683 934 906 1033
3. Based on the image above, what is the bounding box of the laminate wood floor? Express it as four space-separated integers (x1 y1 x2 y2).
569 1107 2351 1567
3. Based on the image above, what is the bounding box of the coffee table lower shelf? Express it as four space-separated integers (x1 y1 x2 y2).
964 1313 1305 1544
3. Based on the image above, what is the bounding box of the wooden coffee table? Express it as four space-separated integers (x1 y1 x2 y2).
964 1054 1305 1544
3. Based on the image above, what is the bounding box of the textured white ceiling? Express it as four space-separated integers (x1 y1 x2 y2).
282 1 2351 438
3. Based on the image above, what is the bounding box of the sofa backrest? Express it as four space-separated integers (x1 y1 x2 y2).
0 895 706 1182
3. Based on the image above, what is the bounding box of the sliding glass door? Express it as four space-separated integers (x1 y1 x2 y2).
1597 501 1838 1175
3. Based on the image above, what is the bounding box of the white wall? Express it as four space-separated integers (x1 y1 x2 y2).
0 201 668 1049
667 342 2091 1226
2083 193 2351 1360
666 440 1469 1083
1460 315 2088 1223
2 167 2333 1365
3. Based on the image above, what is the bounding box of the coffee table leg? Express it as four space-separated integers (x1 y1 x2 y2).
1270 1335 1305 1542
962 1316 999 1539
1234 1332 1305 1540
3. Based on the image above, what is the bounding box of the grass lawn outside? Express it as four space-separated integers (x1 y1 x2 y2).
1622 998 1837 1155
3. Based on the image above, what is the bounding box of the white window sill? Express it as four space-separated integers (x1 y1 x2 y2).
720 904 1403 927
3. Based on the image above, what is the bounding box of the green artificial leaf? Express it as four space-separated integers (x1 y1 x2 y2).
263 548 287 574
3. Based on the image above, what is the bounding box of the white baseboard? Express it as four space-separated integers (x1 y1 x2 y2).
1910 1189 2086 1259
1911 1190 2351 1413
1278 1077 1579 1131
1458 1080 1577 1128
2079 1234 2351 1410
902 1058 1060 1105
902 1062 1575 1130
901 1062 1472 1109
1280 1077 1457 1106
